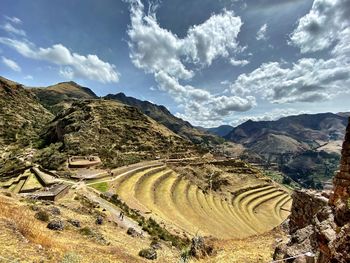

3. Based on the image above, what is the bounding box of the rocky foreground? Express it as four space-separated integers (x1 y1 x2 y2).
274 117 350 262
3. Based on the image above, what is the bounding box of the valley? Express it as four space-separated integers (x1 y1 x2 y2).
0 76 347 262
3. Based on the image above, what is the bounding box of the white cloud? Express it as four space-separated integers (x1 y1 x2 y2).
155 70 256 126
1 56 21 72
229 58 250 66
1 22 26 36
184 11 243 66
127 0 243 79
0 38 120 83
4 16 22 24
229 0 350 105
256 24 268 40
231 56 350 104
290 0 350 53
126 0 253 126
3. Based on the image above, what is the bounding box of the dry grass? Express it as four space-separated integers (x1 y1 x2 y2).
0 194 55 248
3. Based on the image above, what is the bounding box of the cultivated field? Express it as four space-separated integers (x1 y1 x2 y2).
107 165 292 239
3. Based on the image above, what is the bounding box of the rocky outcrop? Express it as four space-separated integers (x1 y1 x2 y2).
289 190 328 234
274 117 350 263
329 117 350 225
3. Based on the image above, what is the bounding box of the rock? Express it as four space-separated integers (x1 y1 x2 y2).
47 220 64 231
138 248 157 260
126 227 139 237
49 206 61 215
67 219 81 228
189 236 215 259
150 240 162 250
95 216 104 225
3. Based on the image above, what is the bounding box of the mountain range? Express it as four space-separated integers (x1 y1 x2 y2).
1 75 348 188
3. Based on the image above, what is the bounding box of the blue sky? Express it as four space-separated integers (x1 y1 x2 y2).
1 0 350 127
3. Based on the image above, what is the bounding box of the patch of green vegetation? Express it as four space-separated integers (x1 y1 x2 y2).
60 252 81 263
35 210 50 222
263 170 300 189
33 143 66 170
347 198 350 210
101 193 190 249
79 226 94 236
90 182 109 192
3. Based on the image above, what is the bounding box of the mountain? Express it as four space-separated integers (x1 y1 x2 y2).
225 113 348 188
0 76 54 147
40 99 195 168
105 93 221 144
31 81 97 113
226 113 347 151
205 125 234 137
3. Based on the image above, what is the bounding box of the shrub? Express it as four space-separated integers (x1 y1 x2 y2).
80 226 94 236
35 210 50 222
60 252 81 263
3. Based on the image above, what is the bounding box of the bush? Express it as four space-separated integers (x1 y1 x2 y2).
61 252 81 263
80 226 94 236
34 143 66 170
35 210 50 222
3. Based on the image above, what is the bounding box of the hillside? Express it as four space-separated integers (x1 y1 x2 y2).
40 99 195 169
31 82 97 113
105 93 221 145
0 76 54 147
205 125 234 137
225 113 348 188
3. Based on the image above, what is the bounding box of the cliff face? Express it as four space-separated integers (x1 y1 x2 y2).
274 117 350 263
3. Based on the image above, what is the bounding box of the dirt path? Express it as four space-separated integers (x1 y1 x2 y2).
82 187 146 236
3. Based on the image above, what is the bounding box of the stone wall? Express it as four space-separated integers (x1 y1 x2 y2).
330 117 350 225
289 190 328 234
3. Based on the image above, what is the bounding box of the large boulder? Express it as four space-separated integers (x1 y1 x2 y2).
47 220 64 231
138 248 157 260
189 236 215 259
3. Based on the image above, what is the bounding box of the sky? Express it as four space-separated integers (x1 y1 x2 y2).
1 0 350 127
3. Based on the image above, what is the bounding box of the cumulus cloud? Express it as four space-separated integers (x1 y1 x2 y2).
0 38 120 83
290 0 350 53
1 56 21 72
126 0 254 126
256 24 268 40
155 70 255 126
229 0 350 105
1 22 26 36
231 56 350 103
127 0 243 79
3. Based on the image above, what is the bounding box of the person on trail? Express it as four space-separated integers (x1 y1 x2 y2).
119 211 124 221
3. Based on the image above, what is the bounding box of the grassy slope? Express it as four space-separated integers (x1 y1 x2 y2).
40 99 195 168
105 93 222 145
0 76 54 147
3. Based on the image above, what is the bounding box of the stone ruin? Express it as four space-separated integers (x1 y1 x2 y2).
68 155 101 168
273 117 350 263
